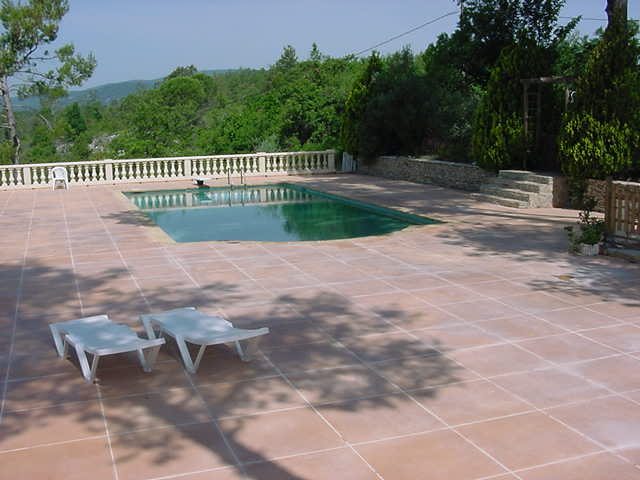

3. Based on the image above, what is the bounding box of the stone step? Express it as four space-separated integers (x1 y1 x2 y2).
494 178 552 194
473 193 529 208
498 170 553 185
480 184 532 202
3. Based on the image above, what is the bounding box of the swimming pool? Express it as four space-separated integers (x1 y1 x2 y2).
125 183 438 242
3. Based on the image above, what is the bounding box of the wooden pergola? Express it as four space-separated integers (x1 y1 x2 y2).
520 75 575 170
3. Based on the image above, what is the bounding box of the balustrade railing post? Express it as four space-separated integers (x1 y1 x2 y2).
184 158 192 178
257 152 266 175
23 166 32 187
105 161 114 183
327 150 336 172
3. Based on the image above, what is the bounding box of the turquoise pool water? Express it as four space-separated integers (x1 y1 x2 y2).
125 184 438 242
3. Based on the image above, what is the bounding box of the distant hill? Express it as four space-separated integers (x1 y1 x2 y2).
13 69 231 109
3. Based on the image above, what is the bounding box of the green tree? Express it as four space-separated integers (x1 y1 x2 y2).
274 45 298 70
559 1 640 181
0 0 96 163
112 76 207 157
453 0 577 85
309 43 324 63
471 41 549 170
420 33 481 160
467 0 576 170
165 65 198 80
63 102 87 140
23 123 56 163
341 52 382 156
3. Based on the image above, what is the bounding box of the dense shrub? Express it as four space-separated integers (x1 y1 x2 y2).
341 44 480 163
559 112 634 179
559 16 640 182
340 52 383 159
420 34 481 161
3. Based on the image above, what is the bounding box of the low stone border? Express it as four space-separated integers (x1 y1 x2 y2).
356 156 495 192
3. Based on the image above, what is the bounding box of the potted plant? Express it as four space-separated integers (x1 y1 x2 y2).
565 198 606 256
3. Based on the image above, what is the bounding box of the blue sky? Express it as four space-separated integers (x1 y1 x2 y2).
58 0 639 88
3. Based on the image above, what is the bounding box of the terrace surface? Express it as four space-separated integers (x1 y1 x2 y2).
1 174 639 480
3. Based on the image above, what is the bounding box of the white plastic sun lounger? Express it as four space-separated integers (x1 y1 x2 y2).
50 315 166 383
140 307 269 374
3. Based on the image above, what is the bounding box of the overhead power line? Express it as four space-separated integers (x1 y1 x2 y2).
559 15 639 23
349 12 637 59
348 10 459 57
560 15 607 21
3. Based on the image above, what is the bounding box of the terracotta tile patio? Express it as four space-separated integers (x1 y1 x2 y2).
1 174 640 479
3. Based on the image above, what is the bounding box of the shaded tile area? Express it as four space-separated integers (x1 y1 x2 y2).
111 423 233 480
244 448 376 480
102 388 211 433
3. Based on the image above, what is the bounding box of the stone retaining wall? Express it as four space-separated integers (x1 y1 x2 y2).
357 156 495 192
586 179 607 212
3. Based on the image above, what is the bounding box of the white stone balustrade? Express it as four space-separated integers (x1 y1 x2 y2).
0 150 336 189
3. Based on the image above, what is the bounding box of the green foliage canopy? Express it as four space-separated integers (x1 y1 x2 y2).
559 12 640 181
0 0 95 163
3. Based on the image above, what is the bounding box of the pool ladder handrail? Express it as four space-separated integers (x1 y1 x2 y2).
226 168 246 188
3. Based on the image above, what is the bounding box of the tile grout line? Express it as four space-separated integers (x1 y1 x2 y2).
377 263 640 412
81 187 146 480
59 189 84 316
264 246 526 476
291 304 522 479
218 243 640 474
380 272 640 469
258 352 386 480
0 188 15 215
162 244 268 478
0 191 36 424
375 305 640 471
4 375 638 454
144 445 358 480
6 386 636 460
296 251 637 474
4 343 638 417
214 250 386 480
181 369 249 478
472 450 610 480
81 187 152 311
438 272 640 412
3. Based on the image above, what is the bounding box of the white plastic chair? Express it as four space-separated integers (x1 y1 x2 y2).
51 166 69 190
140 307 269 373
50 314 166 383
